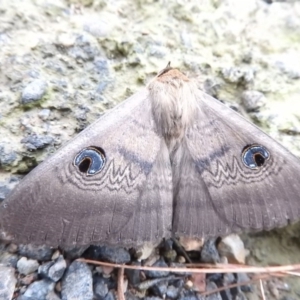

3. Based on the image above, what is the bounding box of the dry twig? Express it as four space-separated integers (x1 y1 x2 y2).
117 267 125 300
79 259 300 298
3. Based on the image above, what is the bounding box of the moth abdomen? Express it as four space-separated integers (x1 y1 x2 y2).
148 68 198 150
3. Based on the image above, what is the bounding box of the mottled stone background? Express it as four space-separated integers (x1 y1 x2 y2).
0 0 300 297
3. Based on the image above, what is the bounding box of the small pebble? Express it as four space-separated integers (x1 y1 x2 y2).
84 245 131 264
151 280 168 297
21 134 54 151
190 273 206 292
221 67 254 84
235 291 248 300
206 273 223 283
144 296 163 300
217 234 247 264
83 18 113 38
200 238 220 263
17 257 40 275
0 185 12 201
39 255 66 282
55 281 62 293
103 291 116 300
163 249 177 262
0 265 17 300
18 244 53 261
0 251 19 267
94 58 109 74
125 261 141 286
56 33 76 47
176 256 186 264
185 280 193 289
38 108 51 121
267 280 280 298
46 290 61 300
125 290 140 300
61 261 93 300
23 279 55 299
0 145 18 167
166 285 180 299
224 273 238 297
237 273 253 293
61 244 89 259
178 290 199 300
21 79 48 104
93 276 109 299
205 281 222 300
241 90 266 112
20 273 38 285
144 253 161 267
179 237 204 252
51 250 61 260
145 258 170 279
6 243 18 253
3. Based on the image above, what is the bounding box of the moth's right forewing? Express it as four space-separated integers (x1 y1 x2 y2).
180 90 300 238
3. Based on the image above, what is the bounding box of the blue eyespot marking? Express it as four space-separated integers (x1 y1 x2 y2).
242 144 270 169
74 146 106 175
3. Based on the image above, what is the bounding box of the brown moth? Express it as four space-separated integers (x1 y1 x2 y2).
1 65 300 247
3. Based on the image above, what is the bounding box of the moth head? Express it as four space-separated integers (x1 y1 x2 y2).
73 146 106 175
242 144 270 169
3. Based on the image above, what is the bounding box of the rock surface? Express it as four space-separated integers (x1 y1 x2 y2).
0 265 17 300
0 0 300 299
17 257 40 275
61 261 93 300
21 79 48 105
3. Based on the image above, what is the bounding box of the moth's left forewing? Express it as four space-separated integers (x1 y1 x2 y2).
184 90 300 236
0 88 173 247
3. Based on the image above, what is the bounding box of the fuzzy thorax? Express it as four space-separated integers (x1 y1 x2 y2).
148 68 199 150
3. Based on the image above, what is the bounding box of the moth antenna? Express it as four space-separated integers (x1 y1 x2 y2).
157 61 172 77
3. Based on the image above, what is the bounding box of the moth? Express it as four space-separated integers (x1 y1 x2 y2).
0 64 300 248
